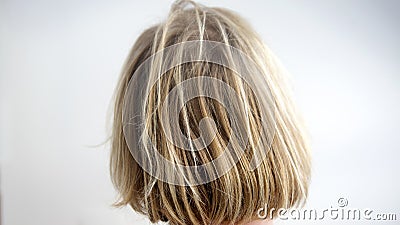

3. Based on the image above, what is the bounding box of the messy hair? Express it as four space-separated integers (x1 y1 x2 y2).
110 1 311 224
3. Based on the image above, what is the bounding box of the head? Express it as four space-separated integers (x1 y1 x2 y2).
110 1 311 225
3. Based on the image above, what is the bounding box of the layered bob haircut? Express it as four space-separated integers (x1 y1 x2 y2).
110 1 311 224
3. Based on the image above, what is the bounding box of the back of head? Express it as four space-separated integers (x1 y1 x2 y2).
110 1 311 224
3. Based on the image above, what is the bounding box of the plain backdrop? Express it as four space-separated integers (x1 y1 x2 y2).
1 0 399 225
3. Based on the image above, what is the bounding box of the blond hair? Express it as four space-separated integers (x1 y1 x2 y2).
110 1 311 224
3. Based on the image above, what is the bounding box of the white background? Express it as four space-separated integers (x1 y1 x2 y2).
1 0 399 225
